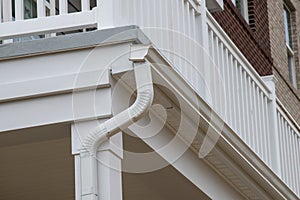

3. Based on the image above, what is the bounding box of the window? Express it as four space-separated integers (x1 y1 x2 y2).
232 0 249 22
283 3 297 88
24 0 37 19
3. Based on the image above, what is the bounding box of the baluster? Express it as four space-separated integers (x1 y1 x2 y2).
284 121 291 186
183 1 189 78
295 136 300 195
2 0 13 43
233 60 239 132
244 73 251 145
237 65 244 139
164 0 171 60
260 92 268 162
81 0 90 11
247 76 255 148
264 96 271 165
257 89 263 156
287 127 295 191
0 0 2 23
278 115 285 182
2 0 12 22
208 29 214 106
15 0 24 20
191 9 197 89
225 49 232 124
219 42 226 119
50 0 55 15
229 55 236 130
214 36 219 113
291 130 298 193
37 0 45 17
173 0 181 73
239 69 247 141
59 0 68 14
252 83 259 154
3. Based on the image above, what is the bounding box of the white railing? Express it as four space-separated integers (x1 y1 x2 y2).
118 0 204 96
205 12 274 167
1 0 300 197
205 10 300 197
0 0 97 41
277 100 300 196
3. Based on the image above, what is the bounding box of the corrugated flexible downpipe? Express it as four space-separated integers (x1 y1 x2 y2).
82 62 154 155
80 46 154 200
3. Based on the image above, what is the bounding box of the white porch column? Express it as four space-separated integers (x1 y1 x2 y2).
262 75 282 177
72 120 123 200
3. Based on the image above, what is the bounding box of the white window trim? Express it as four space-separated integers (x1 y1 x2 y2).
283 2 297 89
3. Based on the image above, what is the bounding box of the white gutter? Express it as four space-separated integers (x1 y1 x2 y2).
80 45 154 200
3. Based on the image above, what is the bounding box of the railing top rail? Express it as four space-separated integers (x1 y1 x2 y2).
276 99 300 134
206 11 272 98
0 9 96 40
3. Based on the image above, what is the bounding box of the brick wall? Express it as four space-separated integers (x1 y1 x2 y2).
268 0 300 123
213 0 300 124
274 70 300 122
248 0 272 59
212 0 273 76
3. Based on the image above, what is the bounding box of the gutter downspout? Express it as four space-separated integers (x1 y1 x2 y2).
80 45 154 200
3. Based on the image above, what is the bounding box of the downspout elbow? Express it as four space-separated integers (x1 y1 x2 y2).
82 61 154 155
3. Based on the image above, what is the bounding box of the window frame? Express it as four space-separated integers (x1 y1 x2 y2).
283 2 297 88
232 0 249 23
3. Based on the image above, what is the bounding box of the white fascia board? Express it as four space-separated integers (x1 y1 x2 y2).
133 46 296 200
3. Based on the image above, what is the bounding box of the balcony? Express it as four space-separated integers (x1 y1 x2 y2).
0 0 299 199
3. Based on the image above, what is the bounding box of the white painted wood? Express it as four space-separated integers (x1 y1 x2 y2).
234 61 240 133
256 89 263 156
262 76 281 175
239 67 245 139
243 72 250 144
37 0 46 17
230 55 236 130
2 0 12 22
96 0 124 28
81 0 90 11
97 149 123 200
0 0 2 23
0 10 96 39
75 155 82 200
59 0 68 14
248 78 254 148
264 96 271 165
72 120 123 200
50 0 56 16
128 117 249 200
260 92 267 162
0 88 112 132
206 12 271 97
15 0 24 20
0 71 109 103
276 103 300 196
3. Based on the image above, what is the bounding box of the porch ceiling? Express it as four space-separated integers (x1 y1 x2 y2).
0 123 74 200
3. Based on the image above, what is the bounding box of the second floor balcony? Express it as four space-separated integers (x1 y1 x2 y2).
0 0 299 199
